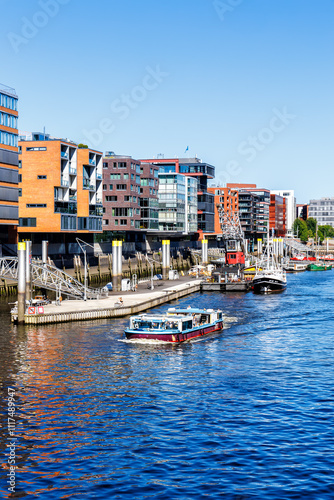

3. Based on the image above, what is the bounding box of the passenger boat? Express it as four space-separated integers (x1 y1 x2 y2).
124 307 224 343
307 263 332 271
283 260 308 273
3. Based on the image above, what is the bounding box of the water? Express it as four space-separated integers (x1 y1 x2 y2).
1 271 334 499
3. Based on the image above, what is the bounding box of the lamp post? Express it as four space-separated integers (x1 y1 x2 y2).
76 238 95 301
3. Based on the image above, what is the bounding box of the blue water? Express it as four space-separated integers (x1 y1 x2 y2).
1 271 334 499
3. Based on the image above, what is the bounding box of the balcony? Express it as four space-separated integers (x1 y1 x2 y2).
69 167 77 175
61 152 68 159
96 173 102 180
89 159 96 166
61 179 69 187
69 195 77 201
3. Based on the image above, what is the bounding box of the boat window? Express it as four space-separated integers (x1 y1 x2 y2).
200 314 208 324
182 320 192 331
218 312 222 320
138 321 152 328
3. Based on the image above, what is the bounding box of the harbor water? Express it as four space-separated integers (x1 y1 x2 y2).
1 271 334 499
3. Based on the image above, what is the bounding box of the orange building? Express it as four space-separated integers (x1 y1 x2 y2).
18 134 102 252
269 194 286 237
207 186 239 234
0 84 19 244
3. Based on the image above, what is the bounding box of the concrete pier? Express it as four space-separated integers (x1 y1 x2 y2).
11 277 202 325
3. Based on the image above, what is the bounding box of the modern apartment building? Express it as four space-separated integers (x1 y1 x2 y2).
141 157 215 234
18 134 103 252
269 194 286 237
0 84 19 245
296 203 308 221
158 173 197 234
208 186 239 234
140 162 159 230
308 198 334 228
271 190 296 235
102 154 141 232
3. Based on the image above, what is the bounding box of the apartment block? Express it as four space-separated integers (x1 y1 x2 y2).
308 198 334 227
18 135 102 247
270 194 286 237
271 190 296 235
140 162 159 230
0 84 19 244
141 157 215 234
158 172 197 234
102 154 141 232
208 186 239 234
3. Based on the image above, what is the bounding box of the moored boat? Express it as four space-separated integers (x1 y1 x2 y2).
124 307 223 343
283 260 308 273
307 263 332 271
252 233 287 294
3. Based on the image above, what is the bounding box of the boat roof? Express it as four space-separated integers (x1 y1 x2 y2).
168 307 217 314
130 313 192 321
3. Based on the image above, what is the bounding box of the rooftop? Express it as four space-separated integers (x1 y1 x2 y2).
0 83 17 98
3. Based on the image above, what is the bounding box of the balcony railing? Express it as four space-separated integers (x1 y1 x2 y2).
96 173 102 180
69 167 77 175
61 179 69 187
89 159 96 166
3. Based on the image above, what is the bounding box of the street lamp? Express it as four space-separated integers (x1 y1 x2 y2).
76 238 95 301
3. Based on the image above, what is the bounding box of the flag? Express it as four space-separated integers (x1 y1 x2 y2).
184 146 189 153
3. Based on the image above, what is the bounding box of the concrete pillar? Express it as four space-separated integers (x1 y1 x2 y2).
162 240 170 279
112 241 121 291
118 240 122 283
17 242 26 324
42 240 48 264
257 239 262 256
326 238 329 254
201 239 208 265
278 238 284 257
25 240 31 302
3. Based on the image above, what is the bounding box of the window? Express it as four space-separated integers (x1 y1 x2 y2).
120 219 127 225
37 175 47 179
18 189 22 197
105 195 118 201
18 174 22 182
103 184 107 190
109 184 113 190
103 162 108 169
61 215 77 230
118 162 127 168
117 184 127 190
114 219 118 225
19 218 36 227
26 147 47 151
123 173 129 180
103 219 109 225
26 204 46 208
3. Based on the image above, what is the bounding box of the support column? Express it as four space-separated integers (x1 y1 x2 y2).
25 240 31 302
112 241 122 291
162 240 170 280
17 242 26 324
118 240 123 289
257 239 262 257
42 240 48 264
201 239 208 265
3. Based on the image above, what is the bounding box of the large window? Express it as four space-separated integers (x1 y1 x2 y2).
19 217 36 227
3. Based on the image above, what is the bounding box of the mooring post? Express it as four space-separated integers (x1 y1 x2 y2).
162 240 170 280
112 241 120 291
25 240 31 302
201 239 208 265
118 240 123 289
18 242 26 324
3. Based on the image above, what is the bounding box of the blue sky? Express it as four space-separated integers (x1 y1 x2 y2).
1 0 334 203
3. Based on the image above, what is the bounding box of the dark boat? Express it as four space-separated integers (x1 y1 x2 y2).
252 269 287 293
124 307 223 343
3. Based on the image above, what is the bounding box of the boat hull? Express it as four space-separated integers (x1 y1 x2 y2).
252 277 287 294
307 264 332 271
125 320 224 343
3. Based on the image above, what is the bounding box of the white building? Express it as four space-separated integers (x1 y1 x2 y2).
271 190 296 236
308 198 334 228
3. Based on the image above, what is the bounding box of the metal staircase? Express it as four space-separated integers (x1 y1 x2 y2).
0 257 106 299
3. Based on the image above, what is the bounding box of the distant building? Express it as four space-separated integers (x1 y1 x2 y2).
207 186 239 235
0 84 19 245
18 134 103 253
308 198 334 227
102 154 141 232
140 162 159 231
271 190 296 235
158 172 197 234
296 203 308 220
141 157 215 234
270 194 286 237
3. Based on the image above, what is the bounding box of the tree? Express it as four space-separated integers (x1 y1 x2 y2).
78 143 88 149
293 218 308 241
306 217 317 237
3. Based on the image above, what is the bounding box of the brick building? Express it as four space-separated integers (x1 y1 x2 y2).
18 134 102 255
270 193 286 237
102 154 141 232
208 186 239 234
0 84 19 245
140 161 159 230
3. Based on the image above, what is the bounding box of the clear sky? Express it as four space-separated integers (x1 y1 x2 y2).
1 0 334 203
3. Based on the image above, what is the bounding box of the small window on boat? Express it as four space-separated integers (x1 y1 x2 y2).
182 320 192 331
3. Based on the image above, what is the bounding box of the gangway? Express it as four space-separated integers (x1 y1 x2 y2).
0 257 106 299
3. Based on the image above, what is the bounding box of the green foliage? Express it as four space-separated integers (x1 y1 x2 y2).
293 218 309 241
306 217 317 236
78 143 88 149
319 225 334 238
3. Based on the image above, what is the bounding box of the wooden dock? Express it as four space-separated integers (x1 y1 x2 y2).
201 281 251 292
